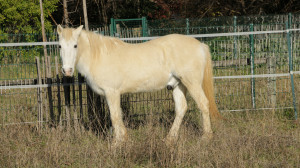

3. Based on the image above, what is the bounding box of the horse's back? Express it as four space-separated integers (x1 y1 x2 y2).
114 34 209 78
149 34 208 60
149 34 209 72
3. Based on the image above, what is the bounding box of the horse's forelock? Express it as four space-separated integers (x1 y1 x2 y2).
61 28 76 41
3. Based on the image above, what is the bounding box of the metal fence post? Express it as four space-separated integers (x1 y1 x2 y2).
233 16 237 59
142 17 148 37
286 21 298 120
288 13 292 29
267 53 276 109
110 18 115 37
233 16 238 71
250 24 256 109
186 18 190 35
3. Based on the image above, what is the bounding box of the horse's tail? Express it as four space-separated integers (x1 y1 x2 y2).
202 44 223 120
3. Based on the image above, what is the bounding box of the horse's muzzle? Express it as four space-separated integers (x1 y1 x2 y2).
62 68 73 77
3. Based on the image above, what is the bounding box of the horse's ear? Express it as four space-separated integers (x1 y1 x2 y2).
57 25 63 35
73 25 84 38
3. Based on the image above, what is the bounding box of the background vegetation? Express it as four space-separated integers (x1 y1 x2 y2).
0 0 59 34
1 0 300 33
52 0 300 26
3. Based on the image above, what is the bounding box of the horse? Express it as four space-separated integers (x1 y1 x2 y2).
57 25 222 146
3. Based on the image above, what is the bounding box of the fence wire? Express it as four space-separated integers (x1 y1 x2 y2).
0 14 299 127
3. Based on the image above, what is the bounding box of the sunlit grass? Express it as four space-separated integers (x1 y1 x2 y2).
0 111 299 167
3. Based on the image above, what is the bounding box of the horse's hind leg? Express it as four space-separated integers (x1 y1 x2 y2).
166 84 187 145
105 91 127 146
184 82 213 140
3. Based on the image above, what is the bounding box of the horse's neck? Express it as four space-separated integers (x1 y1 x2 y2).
76 31 125 77
76 31 93 77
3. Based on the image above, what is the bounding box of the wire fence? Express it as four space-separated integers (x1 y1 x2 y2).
0 13 299 128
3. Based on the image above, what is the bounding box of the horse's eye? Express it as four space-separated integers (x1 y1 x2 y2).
74 45 77 48
58 45 61 48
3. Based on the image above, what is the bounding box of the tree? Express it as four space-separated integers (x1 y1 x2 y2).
63 0 70 26
0 0 59 34
82 0 89 30
0 0 59 64
52 0 158 26
147 0 300 19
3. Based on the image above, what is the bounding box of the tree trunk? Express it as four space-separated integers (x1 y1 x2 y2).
100 0 108 25
82 0 89 30
63 0 69 26
39 0 50 77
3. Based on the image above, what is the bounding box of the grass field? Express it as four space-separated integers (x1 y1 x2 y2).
0 110 299 167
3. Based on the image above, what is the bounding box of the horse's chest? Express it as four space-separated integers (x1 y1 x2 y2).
85 76 105 95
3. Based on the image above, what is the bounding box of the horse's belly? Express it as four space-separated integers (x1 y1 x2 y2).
121 74 169 93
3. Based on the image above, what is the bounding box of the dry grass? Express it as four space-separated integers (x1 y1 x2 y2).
0 110 299 168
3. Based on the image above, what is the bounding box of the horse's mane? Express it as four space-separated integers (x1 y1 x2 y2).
86 30 125 50
75 29 126 62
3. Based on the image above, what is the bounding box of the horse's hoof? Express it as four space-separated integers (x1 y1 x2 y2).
201 133 213 142
164 136 178 148
111 134 130 150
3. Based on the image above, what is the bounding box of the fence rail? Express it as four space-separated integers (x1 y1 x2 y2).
1 14 299 127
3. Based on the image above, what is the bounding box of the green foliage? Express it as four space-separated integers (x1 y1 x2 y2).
0 0 59 64
0 0 59 34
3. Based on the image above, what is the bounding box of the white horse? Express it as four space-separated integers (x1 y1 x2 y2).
57 25 222 145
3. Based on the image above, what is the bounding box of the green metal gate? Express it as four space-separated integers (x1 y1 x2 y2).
110 17 148 37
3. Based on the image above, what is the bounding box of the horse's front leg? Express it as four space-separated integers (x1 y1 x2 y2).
105 90 128 145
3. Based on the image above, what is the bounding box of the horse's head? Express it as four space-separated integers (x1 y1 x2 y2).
57 25 83 77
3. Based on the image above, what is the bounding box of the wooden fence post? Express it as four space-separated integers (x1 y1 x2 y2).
46 56 54 125
41 57 49 118
87 85 95 128
55 56 62 127
72 77 79 130
82 0 89 30
63 76 71 130
35 57 43 129
78 73 84 121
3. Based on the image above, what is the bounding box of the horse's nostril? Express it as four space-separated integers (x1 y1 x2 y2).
61 68 73 76
61 68 65 74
